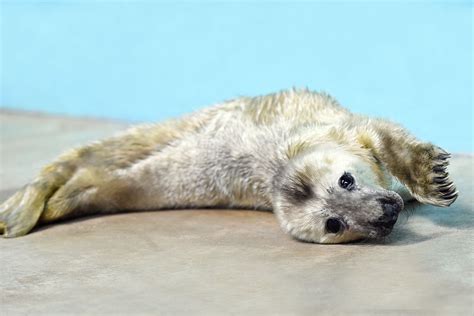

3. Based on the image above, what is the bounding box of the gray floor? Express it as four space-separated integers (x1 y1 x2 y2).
1 110 473 315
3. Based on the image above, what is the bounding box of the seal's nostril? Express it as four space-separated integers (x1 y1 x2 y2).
325 218 343 234
380 198 401 217
383 203 396 217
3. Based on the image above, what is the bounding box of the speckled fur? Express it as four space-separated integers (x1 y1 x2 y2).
0 89 458 242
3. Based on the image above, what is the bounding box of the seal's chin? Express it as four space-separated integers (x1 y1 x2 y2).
376 225 396 237
366 227 394 239
363 219 400 240
342 220 399 242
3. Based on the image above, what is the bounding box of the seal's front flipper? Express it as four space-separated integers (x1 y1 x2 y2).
357 117 458 207
408 146 458 207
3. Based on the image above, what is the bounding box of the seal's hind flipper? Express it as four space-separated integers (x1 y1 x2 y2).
0 186 47 237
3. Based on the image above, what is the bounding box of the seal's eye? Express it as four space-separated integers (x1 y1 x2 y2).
339 172 354 190
325 218 343 234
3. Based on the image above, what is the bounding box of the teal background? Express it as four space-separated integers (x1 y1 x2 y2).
1 1 472 152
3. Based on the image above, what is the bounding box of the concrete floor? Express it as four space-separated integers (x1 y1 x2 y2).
1 110 473 315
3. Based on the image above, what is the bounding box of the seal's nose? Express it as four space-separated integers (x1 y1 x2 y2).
374 198 401 229
382 198 401 218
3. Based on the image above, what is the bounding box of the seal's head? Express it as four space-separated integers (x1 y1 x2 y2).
273 144 404 243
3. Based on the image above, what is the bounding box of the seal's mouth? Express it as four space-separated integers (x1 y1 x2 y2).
374 224 397 237
325 193 404 241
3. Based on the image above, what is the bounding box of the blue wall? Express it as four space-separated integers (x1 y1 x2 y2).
1 1 472 152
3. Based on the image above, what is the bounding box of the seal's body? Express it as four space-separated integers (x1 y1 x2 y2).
0 89 457 243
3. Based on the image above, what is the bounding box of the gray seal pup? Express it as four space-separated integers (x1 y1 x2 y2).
0 89 458 243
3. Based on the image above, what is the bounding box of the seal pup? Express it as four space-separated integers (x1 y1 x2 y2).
0 89 458 243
